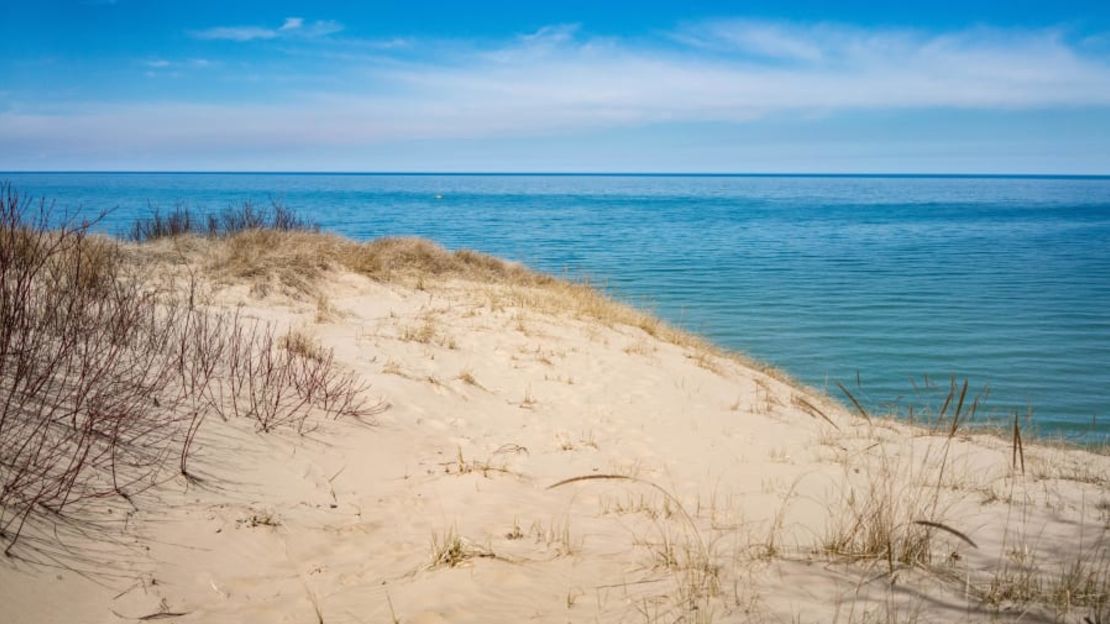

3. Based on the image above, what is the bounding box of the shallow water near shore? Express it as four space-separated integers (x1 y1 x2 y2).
6 172 1110 442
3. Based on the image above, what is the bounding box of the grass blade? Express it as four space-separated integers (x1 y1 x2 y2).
913 520 978 549
835 381 871 423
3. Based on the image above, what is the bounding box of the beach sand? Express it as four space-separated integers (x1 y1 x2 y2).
1 235 1107 623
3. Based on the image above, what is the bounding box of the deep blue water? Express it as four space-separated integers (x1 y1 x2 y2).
5 172 1110 443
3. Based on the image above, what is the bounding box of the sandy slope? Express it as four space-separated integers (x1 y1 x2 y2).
1 265 1107 623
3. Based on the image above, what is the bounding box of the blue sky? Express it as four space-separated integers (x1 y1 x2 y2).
3 1 1110 173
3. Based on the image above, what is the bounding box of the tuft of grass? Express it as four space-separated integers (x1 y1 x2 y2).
456 369 484 390
624 340 654 356
399 319 438 344
442 447 512 478
820 445 973 574
519 386 537 409
566 430 598 451
792 395 841 431
380 359 405 377
429 527 470 568
548 474 720 616
429 526 496 569
532 517 580 557
315 294 340 323
599 492 670 519
397 314 457 349
237 509 281 529
279 328 329 362
505 519 524 540
979 539 1110 619
688 349 724 376
753 378 785 414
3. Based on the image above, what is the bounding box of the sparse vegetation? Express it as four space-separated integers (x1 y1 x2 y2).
280 328 330 362
821 452 948 569
237 508 282 529
821 384 980 579
688 349 724 375
442 447 512 477
549 474 721 618
519 385 537 408
128 200 318 242
0 185 378 553
3 186 1109 624
812 379 1110 622
429 526 496 569
456 369 483 389
977 537 1110 619
532 516 580 557
126 206 804 393
315 294 340 323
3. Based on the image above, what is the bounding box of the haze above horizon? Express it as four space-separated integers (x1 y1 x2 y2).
3 1 1110 174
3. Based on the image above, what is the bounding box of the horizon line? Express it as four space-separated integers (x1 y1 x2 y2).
3 170 1109 179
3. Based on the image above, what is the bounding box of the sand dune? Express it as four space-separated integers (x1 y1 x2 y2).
1 235 1107 623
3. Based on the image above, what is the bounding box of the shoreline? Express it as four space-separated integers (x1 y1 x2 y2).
112 227 1110 451
6 173 1108 440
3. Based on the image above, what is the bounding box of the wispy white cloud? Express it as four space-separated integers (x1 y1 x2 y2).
300 20 344 38
191 25 277 42
520 23 580 45
673 19 828 62
280 17 304 32
139 57 214 78
7 19 1110 161
190 17 342 42
363 21 1110 131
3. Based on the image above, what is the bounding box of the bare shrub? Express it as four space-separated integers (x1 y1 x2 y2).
128 202 198 241
0 185 375 553
0 186 182 548
223 321 382 434
129 199 318 243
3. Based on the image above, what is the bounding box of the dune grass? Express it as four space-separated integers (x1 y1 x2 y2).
132 203 809 404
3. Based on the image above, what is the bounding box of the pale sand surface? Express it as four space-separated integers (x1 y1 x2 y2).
2 261 1107 623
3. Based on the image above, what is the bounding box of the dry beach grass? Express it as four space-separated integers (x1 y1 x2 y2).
0 193 1107 622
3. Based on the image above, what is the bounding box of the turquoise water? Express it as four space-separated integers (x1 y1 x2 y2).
5 173 1110 442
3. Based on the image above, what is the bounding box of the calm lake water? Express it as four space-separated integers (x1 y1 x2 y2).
6 172 1110 442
